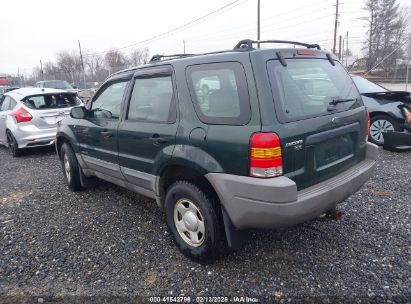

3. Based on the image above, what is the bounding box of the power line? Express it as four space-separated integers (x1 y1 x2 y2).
364 36 411 75
261 4 336 28
85 0 248 56
261 13 335 33
260 0 333 22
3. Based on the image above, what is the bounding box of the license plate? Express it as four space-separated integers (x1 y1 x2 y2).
315 134 354 170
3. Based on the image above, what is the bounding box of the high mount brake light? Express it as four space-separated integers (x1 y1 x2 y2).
10 107 33 123
250 132 283 178
297 49 316 56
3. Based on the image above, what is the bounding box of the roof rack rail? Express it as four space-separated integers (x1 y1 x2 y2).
234 39 321 51
149 53 195 63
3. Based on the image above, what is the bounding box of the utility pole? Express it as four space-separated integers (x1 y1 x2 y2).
332 0 339 55
342 38 345 63
257 0 261 48
338 35 342 60
183 40 186 54
346 31 349 67
78 40 86 87
40 60 44 80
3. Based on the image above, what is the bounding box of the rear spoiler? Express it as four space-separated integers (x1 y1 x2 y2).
361 91 411 103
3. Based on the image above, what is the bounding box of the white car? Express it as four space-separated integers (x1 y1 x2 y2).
0 88 82 156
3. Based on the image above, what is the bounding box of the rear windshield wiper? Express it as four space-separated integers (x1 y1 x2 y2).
327 98 357 111
328 98 357 106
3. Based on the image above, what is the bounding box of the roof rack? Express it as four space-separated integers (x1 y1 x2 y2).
234 39 321 51
149 54 195 63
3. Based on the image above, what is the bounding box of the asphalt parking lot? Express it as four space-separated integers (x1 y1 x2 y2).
0 146 410 303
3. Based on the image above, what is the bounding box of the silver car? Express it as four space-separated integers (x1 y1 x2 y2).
0 88 82 156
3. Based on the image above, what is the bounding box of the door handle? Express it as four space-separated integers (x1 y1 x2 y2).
149 134 167 144
100 131 112 138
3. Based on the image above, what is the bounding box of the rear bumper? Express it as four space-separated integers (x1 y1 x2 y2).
383 130 411 151
206 142 378 230
13 125 57 148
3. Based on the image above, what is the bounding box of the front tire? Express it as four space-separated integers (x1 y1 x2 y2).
369 115 400 146
164 181 225 262
60 143 82 191
6 131 21 157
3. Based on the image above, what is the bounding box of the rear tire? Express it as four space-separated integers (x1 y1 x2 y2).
6 131 21 157
164 180 226 262
369 115 400 146
60 143 82 191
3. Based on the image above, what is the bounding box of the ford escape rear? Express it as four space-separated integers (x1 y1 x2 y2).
56 39 377 261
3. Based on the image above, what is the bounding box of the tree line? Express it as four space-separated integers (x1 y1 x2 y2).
362 0 410 78
31 48 149 85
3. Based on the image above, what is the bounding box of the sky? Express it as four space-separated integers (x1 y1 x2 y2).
1 0 411 76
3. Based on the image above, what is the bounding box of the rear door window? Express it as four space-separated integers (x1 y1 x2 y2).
127 76 175 123
186 62 250 125
267 59 361 123
23 94 80 110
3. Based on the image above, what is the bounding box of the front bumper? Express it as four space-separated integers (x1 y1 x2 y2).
206 142 378 230
383 130 411 151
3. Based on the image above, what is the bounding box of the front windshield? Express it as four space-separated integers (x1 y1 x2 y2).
352 76 387 94
44 81 73 90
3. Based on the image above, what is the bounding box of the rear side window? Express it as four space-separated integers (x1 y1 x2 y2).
0 96 10 111
127 76 175 123
9 98 17 110
267 59 361 123
23 94 80 110
186 62 250 125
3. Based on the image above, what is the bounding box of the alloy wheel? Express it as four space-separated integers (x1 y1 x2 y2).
370 119 394 144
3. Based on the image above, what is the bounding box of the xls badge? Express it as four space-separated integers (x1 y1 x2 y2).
285 139 303 150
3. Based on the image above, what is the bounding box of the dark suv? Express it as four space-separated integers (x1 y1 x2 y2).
56 40 377 261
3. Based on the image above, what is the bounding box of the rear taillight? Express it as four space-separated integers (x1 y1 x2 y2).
366 110 370 138
250 132 283 178
10 107 33 123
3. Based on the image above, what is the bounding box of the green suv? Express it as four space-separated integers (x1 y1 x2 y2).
56 40 377 261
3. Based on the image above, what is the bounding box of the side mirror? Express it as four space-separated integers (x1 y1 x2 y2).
70 106 86 119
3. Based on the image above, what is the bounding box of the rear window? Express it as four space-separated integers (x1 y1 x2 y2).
23 94 81 109
42 81 73 90
267 59 361 123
